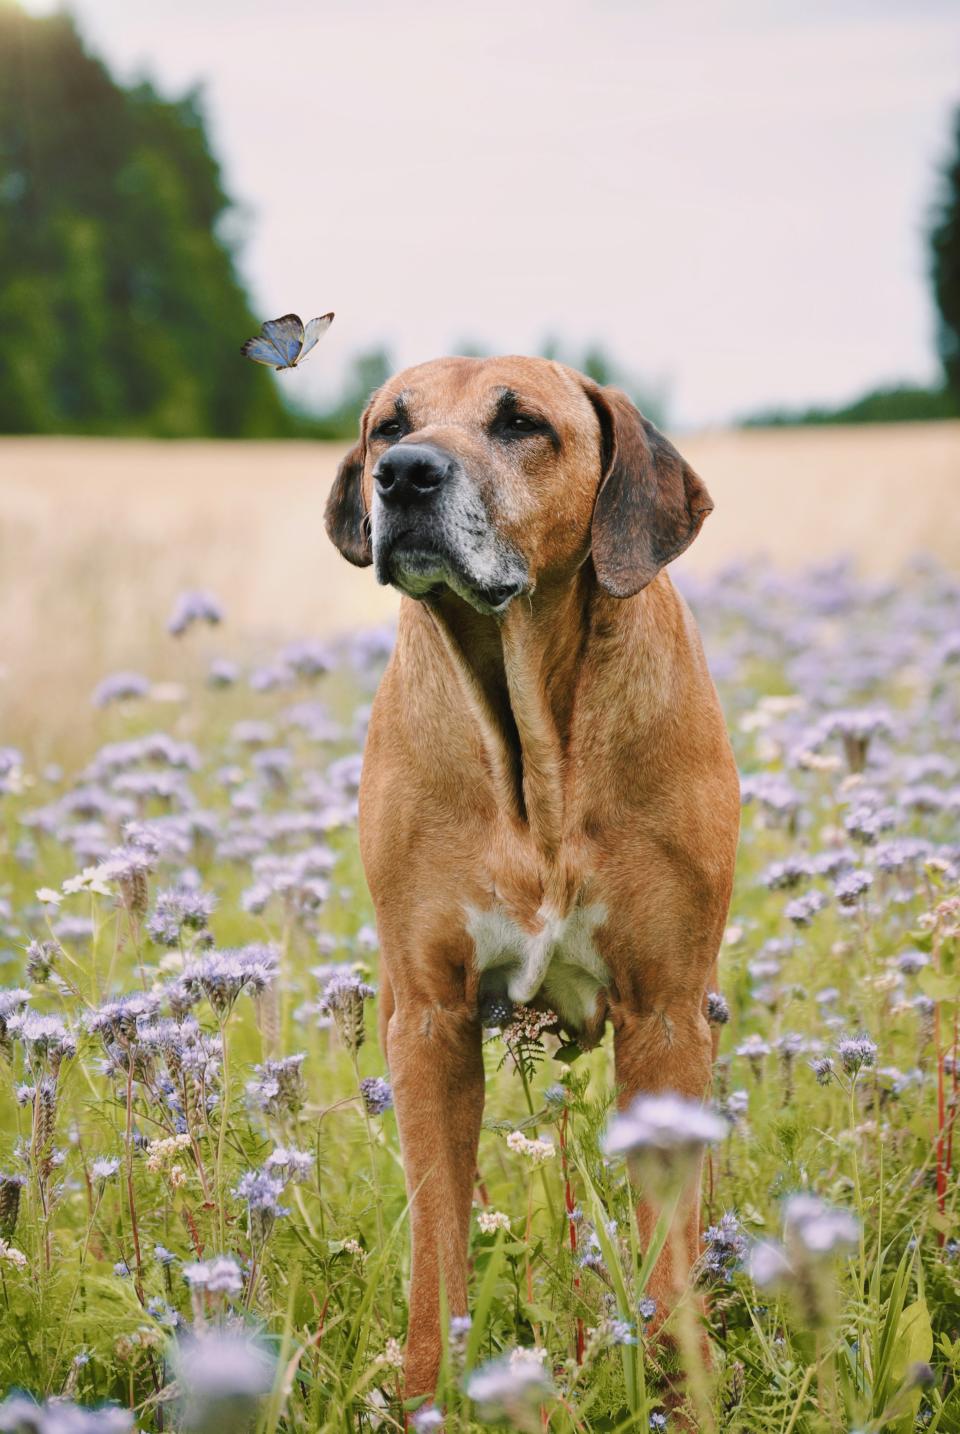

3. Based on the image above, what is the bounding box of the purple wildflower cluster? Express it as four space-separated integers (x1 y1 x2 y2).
0 557 957 1425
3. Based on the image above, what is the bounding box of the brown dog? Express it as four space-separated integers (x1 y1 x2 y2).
324 355 740 1398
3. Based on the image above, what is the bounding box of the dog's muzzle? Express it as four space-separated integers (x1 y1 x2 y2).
370 442 529 615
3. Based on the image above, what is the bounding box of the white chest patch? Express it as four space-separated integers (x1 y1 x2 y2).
466 901 609 1030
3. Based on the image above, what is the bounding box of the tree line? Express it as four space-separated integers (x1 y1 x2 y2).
1 2 958 436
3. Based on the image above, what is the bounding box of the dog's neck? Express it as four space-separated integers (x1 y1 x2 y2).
423 568 597 860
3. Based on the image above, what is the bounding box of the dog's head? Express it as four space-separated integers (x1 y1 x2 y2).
325 355 712 614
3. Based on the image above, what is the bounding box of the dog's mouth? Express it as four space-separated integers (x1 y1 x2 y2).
381 542 527 616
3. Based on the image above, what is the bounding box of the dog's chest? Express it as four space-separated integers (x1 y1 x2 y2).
465 900 609 1030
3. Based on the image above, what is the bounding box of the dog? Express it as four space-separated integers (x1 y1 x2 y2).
324 355 740 1399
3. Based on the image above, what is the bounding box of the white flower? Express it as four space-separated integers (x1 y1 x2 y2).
506 1131 556 1164
0 1240 27 1270
378 1336 404 1370
477 1209 512 1234
35 888 62 906
62 866 112 897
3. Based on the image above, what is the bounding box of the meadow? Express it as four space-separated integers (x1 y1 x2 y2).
0 429 958 1431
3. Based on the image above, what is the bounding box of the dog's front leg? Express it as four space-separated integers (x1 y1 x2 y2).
386 994 485 1399
611 996 713 1325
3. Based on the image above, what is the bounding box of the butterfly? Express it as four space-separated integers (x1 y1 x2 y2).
240 312 334 370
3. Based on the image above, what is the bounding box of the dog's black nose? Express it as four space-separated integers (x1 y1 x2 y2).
373 444 453 507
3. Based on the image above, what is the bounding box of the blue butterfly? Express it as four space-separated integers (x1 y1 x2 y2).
240 312 334 369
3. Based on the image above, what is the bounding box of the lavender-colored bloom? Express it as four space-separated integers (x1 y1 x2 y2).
359 1076 393 1115
844 803 896 847
90 1157 120 1183
0 1395 134 1431
167 589 223 637
91 671 150 707
264 1146 314 1183
725 1089 749 1121
784 1193 860 1256
319 971 375 1052
411 1407 445 1431
649 1415 668 1431
208 657 240 688
834 869 872 908
183 1255 243 1296
700 1211 748 1285
638 1296 658 1322
748 1238 794 1290
736 1033 771 1077
465 1351 553 1429
838 1033 878 1075
7 1009 77 1070
761 857 813 891
180 945 279 1016
785 890 827 928
896 949 930 975
810 1056 835 1086
171 1331 276 1432
87 991 160 1046
604 1094 726 1194
706 991 730 1025
147 883 216 947
280 638 331 680
246 1053 307 1118
233 1169 288 1244
25 941 61 984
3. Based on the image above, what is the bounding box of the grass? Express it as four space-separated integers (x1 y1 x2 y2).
0 554 958 1431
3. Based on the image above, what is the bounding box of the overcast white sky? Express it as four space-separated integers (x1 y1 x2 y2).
23 0 960 425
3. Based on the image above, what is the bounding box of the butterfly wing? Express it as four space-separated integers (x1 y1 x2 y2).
298 312 335 363
259 313 305 368
241 333 290 367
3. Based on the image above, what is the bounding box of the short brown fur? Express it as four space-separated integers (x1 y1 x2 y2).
324 355 740 1400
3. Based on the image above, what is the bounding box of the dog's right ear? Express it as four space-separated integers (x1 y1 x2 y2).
324 437 372 568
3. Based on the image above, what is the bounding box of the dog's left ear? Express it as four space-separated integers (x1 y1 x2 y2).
324 437 372 568
583 382 713 598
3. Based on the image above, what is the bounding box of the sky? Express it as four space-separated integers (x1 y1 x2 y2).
21 0 960 426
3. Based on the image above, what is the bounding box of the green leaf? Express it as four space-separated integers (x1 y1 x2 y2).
917 967 960 1002
886 1298 934 1434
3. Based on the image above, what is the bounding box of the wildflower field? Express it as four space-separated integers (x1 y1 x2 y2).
0 558 959 1433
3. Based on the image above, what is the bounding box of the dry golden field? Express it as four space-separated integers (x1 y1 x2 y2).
2 421 959 759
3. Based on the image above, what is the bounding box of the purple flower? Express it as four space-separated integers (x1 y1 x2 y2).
834 869 872 907
785 890 827 927
171 1331 275 1432
183 1255 243 1295
167 589 223 637
246 1054 307 1118
91 671 150 707
837 1033 877 1075
604 1094 727 1194
359 1076 393 1115
466 1351 553 1427
706 991 730 1025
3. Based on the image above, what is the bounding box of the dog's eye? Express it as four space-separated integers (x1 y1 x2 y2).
373 419 403 439
506 414 539 433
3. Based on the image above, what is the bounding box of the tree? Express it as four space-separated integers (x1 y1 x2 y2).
0 1 292 436
931 105 960 406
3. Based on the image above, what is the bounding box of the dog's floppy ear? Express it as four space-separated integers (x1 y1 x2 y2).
324 434 372 568
583 382 713 598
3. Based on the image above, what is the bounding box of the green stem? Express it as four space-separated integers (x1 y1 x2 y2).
352 1052 384 1248
216 1016 231 1250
